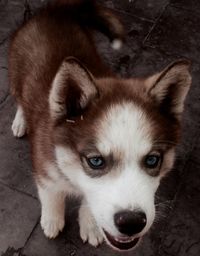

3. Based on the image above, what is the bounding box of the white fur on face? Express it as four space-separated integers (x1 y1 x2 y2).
90 103 160 236
55 102 163 240
97 103 152 160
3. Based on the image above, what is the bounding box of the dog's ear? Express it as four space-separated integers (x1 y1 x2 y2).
145 60 192 120
49 57 98 120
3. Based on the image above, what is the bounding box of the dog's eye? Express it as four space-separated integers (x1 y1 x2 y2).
145 154 161 169
86 156 105 169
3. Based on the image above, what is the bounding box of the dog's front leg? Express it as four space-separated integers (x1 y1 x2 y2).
37 185 66 239
79 200 104 247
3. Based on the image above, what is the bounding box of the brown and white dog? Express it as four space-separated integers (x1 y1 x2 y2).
9 0 191 251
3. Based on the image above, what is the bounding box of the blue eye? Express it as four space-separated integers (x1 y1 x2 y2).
87 156 105 169
145 155 161 169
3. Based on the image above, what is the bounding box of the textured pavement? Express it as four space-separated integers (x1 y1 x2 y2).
0 0 200 255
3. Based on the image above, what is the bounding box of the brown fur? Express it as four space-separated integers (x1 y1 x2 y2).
9 0 191 183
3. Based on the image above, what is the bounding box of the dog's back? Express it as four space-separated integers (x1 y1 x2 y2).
9 0 124 98
9 0 124 135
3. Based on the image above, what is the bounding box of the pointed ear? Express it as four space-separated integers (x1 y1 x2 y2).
49 57 98 120
145 60 192 120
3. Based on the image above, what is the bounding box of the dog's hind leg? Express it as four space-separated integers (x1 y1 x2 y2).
12 105 27 137
79 200 104 247
38 185 66 239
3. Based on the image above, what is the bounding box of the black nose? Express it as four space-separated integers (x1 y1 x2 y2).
114 210 147 236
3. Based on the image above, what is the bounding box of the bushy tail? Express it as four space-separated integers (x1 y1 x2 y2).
54 0 125 50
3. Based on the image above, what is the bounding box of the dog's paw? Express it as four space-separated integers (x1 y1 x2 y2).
79 206 104 247
12 120 26 137
41 216 65 239
12 107 26 137
80 222 104 247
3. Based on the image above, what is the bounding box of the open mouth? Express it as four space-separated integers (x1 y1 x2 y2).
103 230 140 251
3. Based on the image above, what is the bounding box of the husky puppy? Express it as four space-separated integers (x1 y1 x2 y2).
9 0 191 251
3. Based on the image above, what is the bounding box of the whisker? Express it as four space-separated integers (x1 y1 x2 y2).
154 199 173 224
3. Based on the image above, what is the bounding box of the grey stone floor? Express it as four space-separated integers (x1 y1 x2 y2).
0 0 200 255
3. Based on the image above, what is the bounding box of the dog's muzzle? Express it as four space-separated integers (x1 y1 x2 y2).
103 210 146 250
103 230 140 250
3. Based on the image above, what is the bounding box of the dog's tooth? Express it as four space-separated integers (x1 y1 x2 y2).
114 236 136 243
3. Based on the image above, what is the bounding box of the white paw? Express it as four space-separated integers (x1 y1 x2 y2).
12 106 26 137
41 215 65 239
80 222 104 247
12 119 26 137
79 207 104 247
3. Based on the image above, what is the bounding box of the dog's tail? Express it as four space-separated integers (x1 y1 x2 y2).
53 0 125 50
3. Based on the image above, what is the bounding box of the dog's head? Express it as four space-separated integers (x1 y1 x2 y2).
50 57 191 250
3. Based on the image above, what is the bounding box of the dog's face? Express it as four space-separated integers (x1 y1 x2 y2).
50 58 191 250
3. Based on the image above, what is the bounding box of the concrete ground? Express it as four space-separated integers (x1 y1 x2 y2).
0 0 200 255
